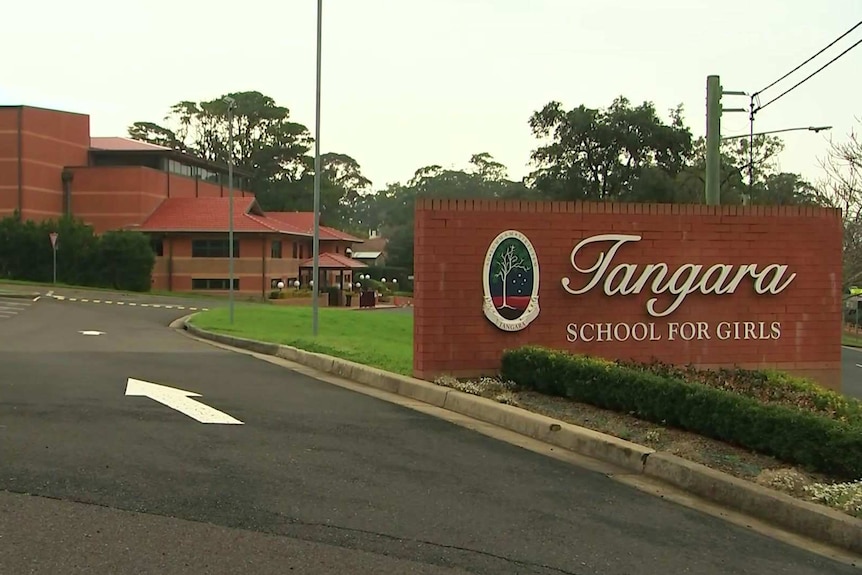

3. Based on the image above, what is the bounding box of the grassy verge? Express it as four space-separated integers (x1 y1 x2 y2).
843 331 862 347
189 305 413 375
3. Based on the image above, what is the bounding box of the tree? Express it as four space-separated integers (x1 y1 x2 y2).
493 242 531 309
128 91 318 210
527 97 694 201
364 155 532 272
818 119 862 296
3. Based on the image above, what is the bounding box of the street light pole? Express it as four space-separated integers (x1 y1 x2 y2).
705 76 721 206
721 124 832 204
225 96 236 325
312 0 323 336
721 126 832 140
748 96 755 202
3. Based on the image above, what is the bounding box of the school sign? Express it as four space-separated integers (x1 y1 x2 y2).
414 200 843 391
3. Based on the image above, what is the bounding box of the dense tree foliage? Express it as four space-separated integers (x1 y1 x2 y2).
818 118 862 296
0 214 155 291
129 91 833 274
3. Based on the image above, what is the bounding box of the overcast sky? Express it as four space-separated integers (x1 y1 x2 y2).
2 0 860 190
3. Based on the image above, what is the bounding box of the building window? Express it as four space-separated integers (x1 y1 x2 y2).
192 278 239 290
292 242 298 259
191 239 240 258
271 240 282 259
151 238 164 257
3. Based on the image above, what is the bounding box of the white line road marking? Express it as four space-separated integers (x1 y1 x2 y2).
125 378 244 425
46 294 210 313
32 296 40 302
79 330 106 336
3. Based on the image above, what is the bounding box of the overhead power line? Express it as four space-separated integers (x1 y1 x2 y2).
754 20 862 98
756 35 862 112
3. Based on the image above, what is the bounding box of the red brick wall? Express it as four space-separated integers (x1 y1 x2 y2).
0 107 90 221
413 199 844 391
70 166 253 233
0 108 20 218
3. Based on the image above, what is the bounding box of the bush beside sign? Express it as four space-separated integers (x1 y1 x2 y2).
413 200 844 390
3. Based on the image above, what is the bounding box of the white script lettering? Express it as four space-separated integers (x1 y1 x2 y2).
560 234 796 317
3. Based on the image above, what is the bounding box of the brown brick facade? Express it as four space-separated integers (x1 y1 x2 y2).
413 199 844 391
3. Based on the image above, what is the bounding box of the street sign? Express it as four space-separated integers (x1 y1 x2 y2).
125 378 244 425
50 232 59 285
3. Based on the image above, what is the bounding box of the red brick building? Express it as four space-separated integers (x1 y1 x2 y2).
0 105 366 295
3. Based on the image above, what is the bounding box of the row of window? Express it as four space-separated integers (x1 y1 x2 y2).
165 159 249 191
150 239 309 259
192 278 239 290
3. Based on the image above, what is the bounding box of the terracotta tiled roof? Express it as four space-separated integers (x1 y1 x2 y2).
90 137 171 152
136 198 364 240
299 252 367 269
137 197 286 233
266 212 363 242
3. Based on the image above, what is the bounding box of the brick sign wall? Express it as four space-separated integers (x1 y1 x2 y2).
413 199 844 391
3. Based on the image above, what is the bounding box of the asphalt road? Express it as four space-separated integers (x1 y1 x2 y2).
0 291 859 574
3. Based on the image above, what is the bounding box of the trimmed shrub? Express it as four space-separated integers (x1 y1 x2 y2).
500 346 862 480
92 230 155 292
0 213 155 292
617 359 862 423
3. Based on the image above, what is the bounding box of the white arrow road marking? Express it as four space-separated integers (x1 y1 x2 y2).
79 330 106 336
124 378 244 425
856 364 862 369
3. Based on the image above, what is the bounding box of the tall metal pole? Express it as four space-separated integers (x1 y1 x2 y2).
705 75 721 206
748 96 755 204
312 0 323 336
226 98 236 324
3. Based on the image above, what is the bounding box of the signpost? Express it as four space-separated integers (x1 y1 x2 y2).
49 232 58 285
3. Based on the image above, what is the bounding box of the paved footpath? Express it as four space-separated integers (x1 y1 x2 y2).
0 293 859 574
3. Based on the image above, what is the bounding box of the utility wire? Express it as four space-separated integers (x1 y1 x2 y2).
753 20 862 98
756 36 862 112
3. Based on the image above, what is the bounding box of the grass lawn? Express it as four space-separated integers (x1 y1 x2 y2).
843 331 862 348
190 305 414 375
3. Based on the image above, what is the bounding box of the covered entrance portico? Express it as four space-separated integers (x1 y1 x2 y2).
298 253 368 307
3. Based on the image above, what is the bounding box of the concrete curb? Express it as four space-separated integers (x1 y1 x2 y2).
182 320 862 556
0 291 40 299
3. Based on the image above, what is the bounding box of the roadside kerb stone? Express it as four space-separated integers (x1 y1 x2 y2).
182 319 862 556
644 453 862 555
0 291 39 299
441 392 652 474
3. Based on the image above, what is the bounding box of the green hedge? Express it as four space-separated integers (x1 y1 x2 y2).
0 213 155 292
500 346 862 480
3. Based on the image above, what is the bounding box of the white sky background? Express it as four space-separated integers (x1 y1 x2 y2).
2 0 860 191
